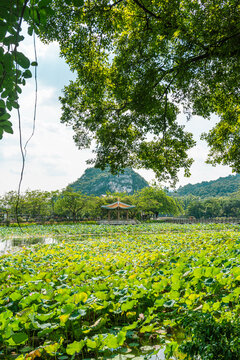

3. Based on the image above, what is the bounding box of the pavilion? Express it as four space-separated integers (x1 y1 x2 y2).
100 200 136 224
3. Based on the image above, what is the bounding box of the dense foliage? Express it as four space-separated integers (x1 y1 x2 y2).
2 184 240 222
0 186 181 222
0 190 59 222
41 0 240 184
1 222 240 239
176 174 240 198
186 197 240 219
134 187 181 218
0 224 239 359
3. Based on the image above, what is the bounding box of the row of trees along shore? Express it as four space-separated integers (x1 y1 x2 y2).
0 187 181 223
182 196 240 219
1 187 240 224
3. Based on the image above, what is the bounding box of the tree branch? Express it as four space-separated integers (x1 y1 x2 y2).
132 0 161 20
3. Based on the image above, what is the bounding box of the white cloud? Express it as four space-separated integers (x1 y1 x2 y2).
20 23 60 62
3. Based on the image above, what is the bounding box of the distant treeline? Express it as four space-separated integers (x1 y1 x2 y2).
182 197 240 219
175 174 240 198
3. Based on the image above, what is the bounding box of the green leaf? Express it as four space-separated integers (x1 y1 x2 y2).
61 303 75 314
117 331 126 346
104 334 119 349
6 101 12 111
1 90 9 98
23 70 32 79
36 312 54 321
0 23 7 40
3 35 17 46
140 324 154 333
73 0 84 6
44 342 60 355
86 339 98 349
3 126 13 134
0 119 11 126
16 85 22 94
11 101 19 109
28 26 33 36
123 322 138 331
10 332 28 345
66 340 85 355
39 0 52 7
58 274 68 281
15 52 30 69
121 300 136 312
38 9 47 25
10 291 22 301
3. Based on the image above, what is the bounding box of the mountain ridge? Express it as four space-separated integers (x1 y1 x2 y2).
68 167 149 196
176 174 240 198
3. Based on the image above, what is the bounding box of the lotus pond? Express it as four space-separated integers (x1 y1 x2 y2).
1 222 240 239
0 224 239 359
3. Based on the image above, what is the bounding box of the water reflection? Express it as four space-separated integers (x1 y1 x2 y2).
140 346 173 360
151 348 165 359
0 237 57 254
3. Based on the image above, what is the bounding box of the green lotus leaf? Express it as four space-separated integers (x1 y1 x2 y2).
66 340 85 355
8 332 28 345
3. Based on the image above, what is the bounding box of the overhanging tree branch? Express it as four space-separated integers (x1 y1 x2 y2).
132 0 161 19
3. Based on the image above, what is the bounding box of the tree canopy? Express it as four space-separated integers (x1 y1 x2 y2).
1 0 240 184
134 186 182 217
41 0 240 184
54 188 87 220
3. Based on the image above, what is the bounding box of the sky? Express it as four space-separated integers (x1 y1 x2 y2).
0 29 234 195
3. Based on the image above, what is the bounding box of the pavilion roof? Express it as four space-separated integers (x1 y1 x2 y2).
101 200 135 210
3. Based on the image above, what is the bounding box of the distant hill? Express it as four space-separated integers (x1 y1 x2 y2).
68 167 149 196
176 174 240 198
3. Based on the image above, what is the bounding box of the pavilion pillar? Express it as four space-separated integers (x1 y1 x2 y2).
126 210 129 221
108 211 110 221
117 208 120 221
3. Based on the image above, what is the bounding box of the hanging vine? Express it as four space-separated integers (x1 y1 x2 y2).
0 0 53 226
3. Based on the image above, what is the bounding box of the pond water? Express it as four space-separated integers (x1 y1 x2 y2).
96 346 168 360
0 236 57 254
152 348 166 359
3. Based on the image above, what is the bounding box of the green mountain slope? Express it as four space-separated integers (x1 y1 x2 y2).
176 174 240 198
68 168 149 196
